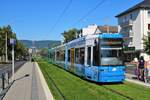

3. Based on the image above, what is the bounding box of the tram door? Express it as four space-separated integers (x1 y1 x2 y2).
85 46 99 82
70 48 75 72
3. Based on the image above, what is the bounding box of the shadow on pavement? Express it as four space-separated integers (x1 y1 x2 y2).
0 74 30 100
15 74 30 81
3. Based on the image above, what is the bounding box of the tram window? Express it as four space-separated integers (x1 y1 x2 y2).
75 48 80 63
60 50 65 61
50 52 53 59
74 48 85 64
93 46 100 66
63 50 65 61
54 52 56 60
87 47 91 65
52 52 54 60
68 50 70 62
49 52 50 58
56 51 60 61
79 48 85 65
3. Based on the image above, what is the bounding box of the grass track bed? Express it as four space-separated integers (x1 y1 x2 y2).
37 59 150 100
104 82 150 100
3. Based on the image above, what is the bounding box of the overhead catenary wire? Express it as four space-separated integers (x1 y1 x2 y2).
70 0 107 27
49 0 73 33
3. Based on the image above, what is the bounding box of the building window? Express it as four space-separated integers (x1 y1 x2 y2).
130 14 133 20
129 27 133 36
123 17 125 22
130 38 133 45
148 32 150 41
148 10 150 17
148 24 150 30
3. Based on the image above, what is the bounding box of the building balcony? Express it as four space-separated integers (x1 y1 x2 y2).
120 20 133 27
129 32 134 37
121 32 133 37
128 42 134 47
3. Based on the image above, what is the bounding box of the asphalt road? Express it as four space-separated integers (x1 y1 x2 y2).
0 61 26 100
0 61 26 77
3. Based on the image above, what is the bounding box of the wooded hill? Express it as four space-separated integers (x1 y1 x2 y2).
19 40 61 49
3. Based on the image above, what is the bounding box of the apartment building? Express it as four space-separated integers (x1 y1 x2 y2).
116 0 150 60
116 0 150 50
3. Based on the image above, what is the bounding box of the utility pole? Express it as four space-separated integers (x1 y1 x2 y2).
10 38 15 81
12 43 14 81
5 32 8 62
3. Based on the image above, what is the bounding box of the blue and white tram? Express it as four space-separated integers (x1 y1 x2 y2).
48 33 125 82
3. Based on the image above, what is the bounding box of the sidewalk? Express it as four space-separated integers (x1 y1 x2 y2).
3 62 54 100
126 73 150 88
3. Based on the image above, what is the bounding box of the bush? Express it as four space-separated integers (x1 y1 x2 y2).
31 58 34 62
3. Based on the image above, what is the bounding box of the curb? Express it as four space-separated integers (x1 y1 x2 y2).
35 62 54 100
125 79 150 88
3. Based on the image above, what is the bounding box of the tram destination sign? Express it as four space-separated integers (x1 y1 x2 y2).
101 39 122 46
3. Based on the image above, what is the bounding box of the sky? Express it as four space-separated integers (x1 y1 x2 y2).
0 0 143 41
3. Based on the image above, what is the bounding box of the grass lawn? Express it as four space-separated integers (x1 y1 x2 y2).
104 81 150 100
37 58 150 100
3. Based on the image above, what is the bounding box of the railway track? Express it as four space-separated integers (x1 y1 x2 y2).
44 64 134 100
39 61 150 100
99 80 150 100
47 63 134 100
42 65 65 100
101 85 133 100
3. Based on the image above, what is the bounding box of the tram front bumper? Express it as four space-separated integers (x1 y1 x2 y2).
99 75 125 82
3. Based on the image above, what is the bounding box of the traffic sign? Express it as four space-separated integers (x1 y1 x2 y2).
10 38 16 45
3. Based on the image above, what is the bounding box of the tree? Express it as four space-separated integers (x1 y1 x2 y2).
0 25 13 59
0 25 28 61
143 32 150 55
0 27 5 56
14 41 28 59
37 48 48 57
61 28 79 43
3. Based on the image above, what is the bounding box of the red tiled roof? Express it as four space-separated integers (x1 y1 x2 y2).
97 26 118 33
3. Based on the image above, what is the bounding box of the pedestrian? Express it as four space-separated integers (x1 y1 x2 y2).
145 57 150 82
138 56 145 81
133 58 140 80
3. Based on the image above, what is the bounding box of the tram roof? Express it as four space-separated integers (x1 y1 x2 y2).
49 33 123 50
99 33 123 38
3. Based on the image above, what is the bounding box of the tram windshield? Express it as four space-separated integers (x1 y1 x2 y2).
100 38 123 66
